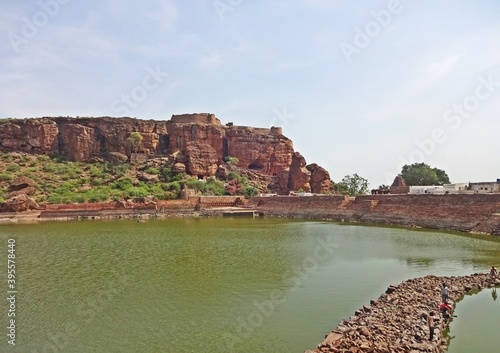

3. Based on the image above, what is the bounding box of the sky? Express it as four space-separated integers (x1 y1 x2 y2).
1 0 499 188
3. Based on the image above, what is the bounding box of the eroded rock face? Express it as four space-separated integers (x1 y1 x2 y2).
306 163 332 194
172 162 186 174
0 114 331 192
108 152 129 163
10 176 35 191
225 125 294 176
0 118 58 152
0 194 39 212
184 142 218 176
288 152 311 192
61 124 100 161
9 176 36 197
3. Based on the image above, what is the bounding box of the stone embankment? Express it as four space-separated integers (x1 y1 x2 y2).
306 273 498 353
249 194 500 235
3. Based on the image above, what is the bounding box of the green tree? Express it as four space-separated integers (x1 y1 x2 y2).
401 163 450 186
127 132 143 152
337 173 369 196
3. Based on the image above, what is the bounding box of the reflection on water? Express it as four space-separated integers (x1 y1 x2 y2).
0 218 499 353
447 287 500 353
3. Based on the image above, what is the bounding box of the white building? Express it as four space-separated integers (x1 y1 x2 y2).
409 186 445 194
442 183 469 194
469 181 500 193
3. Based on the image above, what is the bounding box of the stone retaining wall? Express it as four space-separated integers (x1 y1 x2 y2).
250 194 500 235
306 273 497 353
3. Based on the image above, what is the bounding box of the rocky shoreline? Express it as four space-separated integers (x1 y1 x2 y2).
306 273 499 353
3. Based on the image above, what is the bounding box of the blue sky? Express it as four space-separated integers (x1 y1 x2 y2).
1 0 499 188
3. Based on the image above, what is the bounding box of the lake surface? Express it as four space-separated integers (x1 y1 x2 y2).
1 218 499 353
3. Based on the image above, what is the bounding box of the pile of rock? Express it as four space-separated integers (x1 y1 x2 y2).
0 176 39 212
306 273 498 353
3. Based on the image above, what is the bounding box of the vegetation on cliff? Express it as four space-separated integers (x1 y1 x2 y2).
0 152 260 205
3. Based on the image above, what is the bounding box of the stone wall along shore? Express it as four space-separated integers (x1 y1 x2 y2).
250 194 500 235
306 273 499 353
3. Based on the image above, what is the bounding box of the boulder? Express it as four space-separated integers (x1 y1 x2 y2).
0 194 39 212
108 152 129 163
138 172 160 183
172 162 186 174
9 176 35 191
306 163 332 194
215 164 230 180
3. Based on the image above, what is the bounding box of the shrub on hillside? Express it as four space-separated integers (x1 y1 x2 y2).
145 167 159 175
243 186 258 198
0 173 13 182
6 164 20 172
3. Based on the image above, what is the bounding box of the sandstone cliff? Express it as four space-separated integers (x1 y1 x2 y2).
0 113 331 193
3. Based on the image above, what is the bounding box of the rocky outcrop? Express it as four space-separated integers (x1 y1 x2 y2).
0 114 331 193
108 152 129 163
9 176 36 197
288 152 311 192
0 118 58 151
225 125 294 177
61 124 100 161
9 176 35 192
0 194 39 212
306 163 332 194
307 273 498 353
184 142 218 176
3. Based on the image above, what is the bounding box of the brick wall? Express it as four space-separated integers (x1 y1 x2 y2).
251 194 500 234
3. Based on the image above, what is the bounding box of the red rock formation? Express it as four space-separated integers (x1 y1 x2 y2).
0 194 39 212
9 176 36 197
61 124 100 161
288 152 311 192
306 163 332 194
225 125 294 177
184 142 218 176
0 113 331 193
0 118 58 152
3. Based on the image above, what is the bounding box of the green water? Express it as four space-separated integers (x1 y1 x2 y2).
1 218 500 353
447 289 500 353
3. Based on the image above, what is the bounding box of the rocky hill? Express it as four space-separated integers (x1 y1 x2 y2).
0 113 331 194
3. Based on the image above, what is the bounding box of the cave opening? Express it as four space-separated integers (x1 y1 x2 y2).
248 160 265 170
